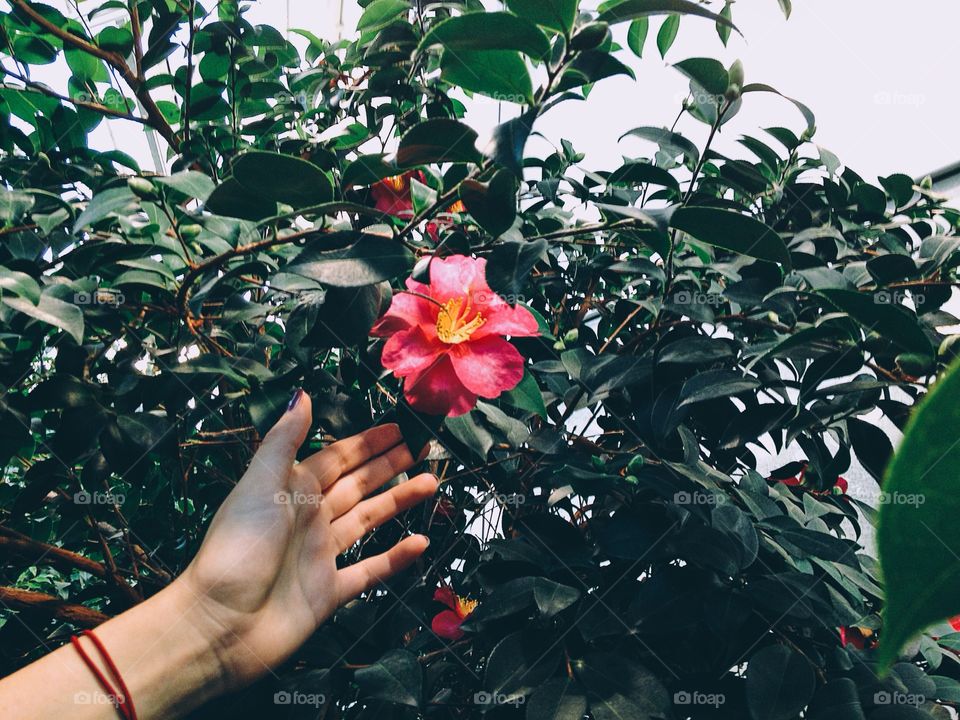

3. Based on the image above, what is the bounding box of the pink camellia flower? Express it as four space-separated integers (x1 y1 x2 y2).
369 172 467 241
431 586 478 641
370 255 539 416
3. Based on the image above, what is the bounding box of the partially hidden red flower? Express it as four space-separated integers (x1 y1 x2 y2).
431 586 478 641
839 625 875 650
773 464 847 496
371 255 539 416
370 171 421 217
949 615 960 632
369 172 467 241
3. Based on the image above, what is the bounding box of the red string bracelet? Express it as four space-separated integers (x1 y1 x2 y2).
70 630 139 720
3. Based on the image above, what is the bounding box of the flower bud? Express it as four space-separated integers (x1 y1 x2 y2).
128 177 157 199
179 223 203 238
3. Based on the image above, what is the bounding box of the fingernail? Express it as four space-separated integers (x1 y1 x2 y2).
286 388 304 412
422 535 431 548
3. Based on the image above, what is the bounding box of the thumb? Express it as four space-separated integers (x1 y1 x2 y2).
242 389 312 492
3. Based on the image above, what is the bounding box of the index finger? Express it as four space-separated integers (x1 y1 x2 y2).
300 423 404 489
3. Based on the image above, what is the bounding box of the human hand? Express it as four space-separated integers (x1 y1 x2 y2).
174 389 437 689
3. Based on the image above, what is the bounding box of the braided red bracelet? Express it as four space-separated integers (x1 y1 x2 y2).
71 630 139 720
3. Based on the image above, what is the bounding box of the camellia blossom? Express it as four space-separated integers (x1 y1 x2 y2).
774 464 848 496
371 255 539 416
839 625 875 650
431 586 478 641
369 172 467 241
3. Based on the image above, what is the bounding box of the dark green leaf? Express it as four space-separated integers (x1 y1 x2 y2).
670 206 792 267
418 12 550 59
288 235 414 287
745 645 816 720
397 119 482 166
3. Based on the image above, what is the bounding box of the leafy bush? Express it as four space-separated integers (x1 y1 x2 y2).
2 0 960 718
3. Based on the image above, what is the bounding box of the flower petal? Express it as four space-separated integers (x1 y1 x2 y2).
431 610 465 640
404 354 478 416
433 586 458 610
475 298 540 339
380 327 442 377
449 336 525 398
371 290 435 336
429 255 488 302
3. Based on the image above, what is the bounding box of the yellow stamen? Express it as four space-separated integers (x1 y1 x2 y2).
457 596 479 618
436 296 485 344
382 174 406 191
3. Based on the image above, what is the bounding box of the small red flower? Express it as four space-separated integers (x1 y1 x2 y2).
949 615 960 632
431 586 478 641
772 465 847 496
370 172 421 217
839 625 875 650
371 255 539 416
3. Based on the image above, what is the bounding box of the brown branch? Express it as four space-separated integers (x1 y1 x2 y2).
0 586 109 628
11 0 179 150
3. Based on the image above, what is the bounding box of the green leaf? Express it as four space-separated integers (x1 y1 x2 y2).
670 206 792 267
465 577 580 627
3 291 84 344
288 235 414 287
527 678 588 720
677 369 760 408
556 50 635 92
205 177 278 221
65 47 106 83
231 151 333 208
626 17 649 57
717 1 732 45
745 645 815 720
441 49 534 105
459 169 518 236
396 119 482 167
354 649 421 707
742 83 816 137
576 652 670 720
620 126 700 165
502 371 547 418
599 0 738 33
96 26 134 55
607 161 680 191
485 238 548 301
505 0 579 34
777 0 792 19
673 57 729 95
358 0 409 32
418 12 550 59
656 14 680 58
818 289 933 358
877 355 960 667
0 268 41 304
153 171 215 201
73 187 139 234
486 110 537 176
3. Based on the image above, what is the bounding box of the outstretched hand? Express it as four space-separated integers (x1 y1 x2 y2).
178 389 437 689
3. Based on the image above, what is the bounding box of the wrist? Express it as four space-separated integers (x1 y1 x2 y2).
93 580 233 717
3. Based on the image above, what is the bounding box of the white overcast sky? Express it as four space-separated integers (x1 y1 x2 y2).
51 0 960 186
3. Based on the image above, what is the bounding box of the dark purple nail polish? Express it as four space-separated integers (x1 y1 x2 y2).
287 388 304 412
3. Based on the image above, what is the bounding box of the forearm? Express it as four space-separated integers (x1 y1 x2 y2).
0 580 228 719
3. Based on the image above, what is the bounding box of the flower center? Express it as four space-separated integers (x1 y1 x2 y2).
382 174 406 191
456 596 479 618
436 296 485 344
